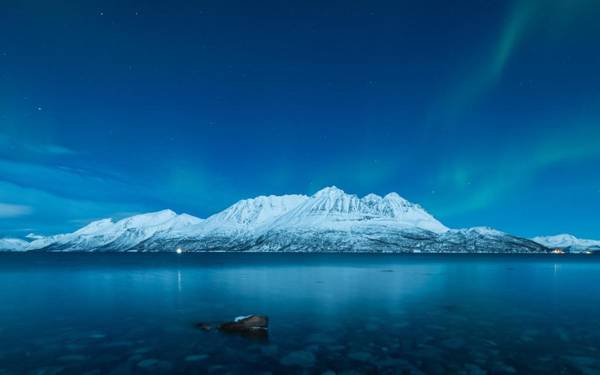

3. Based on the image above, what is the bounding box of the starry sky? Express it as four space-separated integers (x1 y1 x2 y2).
1 0 599 239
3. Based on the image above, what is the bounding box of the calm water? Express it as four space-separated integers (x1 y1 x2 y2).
1 253 600 374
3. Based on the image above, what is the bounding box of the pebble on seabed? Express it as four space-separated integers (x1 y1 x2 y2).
306 332 336 344
347 351 374 362
31 367 64 375
137 358 173 371
440 337 466 350
260 345 279 357
279 351 316 367
185 354 208 362
58 355 87 362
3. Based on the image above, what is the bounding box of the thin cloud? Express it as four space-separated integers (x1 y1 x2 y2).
0 180 148 236
0 203 33 218
33 143 77 155
0 159 153 204
0 133 77 157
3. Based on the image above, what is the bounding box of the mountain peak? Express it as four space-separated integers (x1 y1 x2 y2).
146 209 177 218
313 186 346 197
118 209 177 225
361 193 383 204
74 218 114 235
383 192 409 204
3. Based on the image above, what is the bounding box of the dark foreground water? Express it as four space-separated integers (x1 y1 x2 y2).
1 254 600 374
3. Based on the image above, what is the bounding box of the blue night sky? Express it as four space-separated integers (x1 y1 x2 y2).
1 0 599 238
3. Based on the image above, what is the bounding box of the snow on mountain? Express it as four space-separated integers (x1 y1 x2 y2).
0 238 29 251
532 234 600 252
450 227 506 236
0 187 557 253
265 186 448 233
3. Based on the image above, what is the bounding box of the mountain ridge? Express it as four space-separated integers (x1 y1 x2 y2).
0 186 564 253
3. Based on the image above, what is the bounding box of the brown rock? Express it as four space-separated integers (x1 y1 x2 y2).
218 315 269 339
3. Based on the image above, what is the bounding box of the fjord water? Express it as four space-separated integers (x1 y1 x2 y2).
1 254 600 374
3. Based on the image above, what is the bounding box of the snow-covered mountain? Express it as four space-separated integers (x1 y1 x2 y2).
532 234 600 253
0 186 551 253
23 210 202 252
0 238 29 252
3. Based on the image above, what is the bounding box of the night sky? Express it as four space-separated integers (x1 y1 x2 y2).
1 0 599 238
